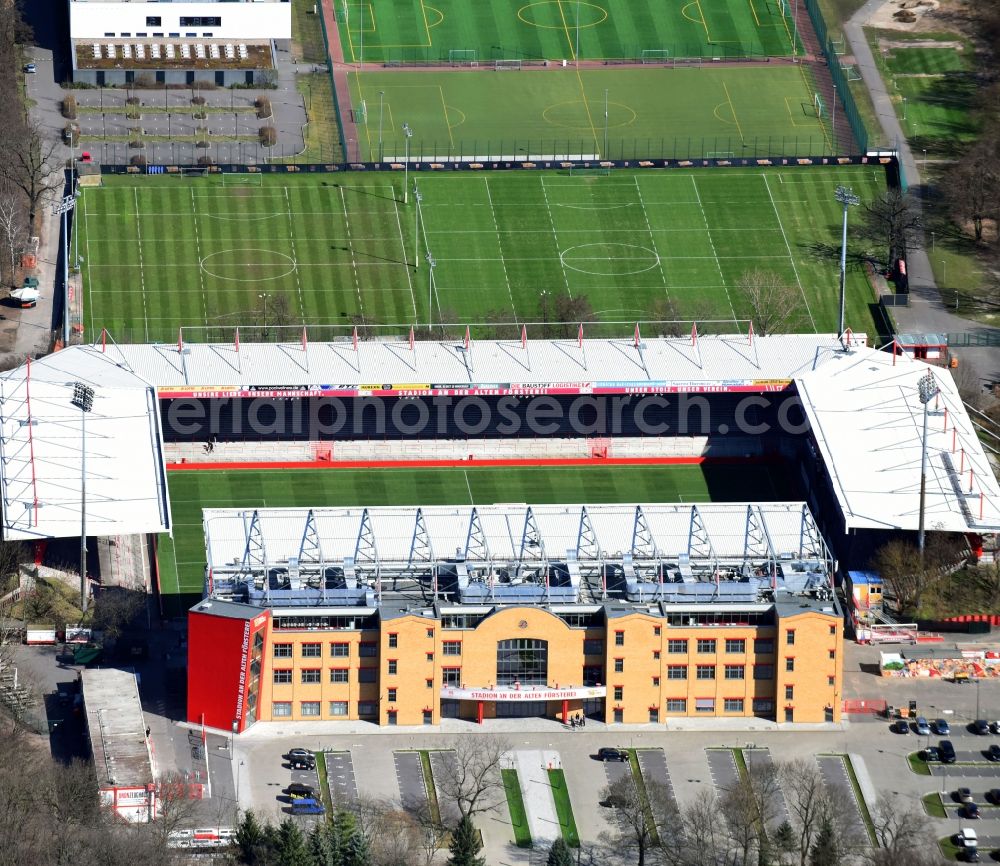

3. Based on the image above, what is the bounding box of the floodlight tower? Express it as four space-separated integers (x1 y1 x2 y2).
425 252 436 329
835 185 860 337
71 382 95 613
52 193 76 346
917 371 940 562
402 123 413 204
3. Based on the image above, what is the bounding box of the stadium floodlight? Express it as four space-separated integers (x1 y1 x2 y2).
258 292 270 338
425 252 436 329
378 91 385 163
52 193 76 346
413 185 422 269
70 382 95 614
917 371 939 562
834 185 860 337
402 123 413 204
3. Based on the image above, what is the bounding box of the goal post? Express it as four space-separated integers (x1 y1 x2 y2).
353 100 367 124
814 92 826 118
494 59 522 71
448 48 478 66
568 165 611 176
640 49 671 64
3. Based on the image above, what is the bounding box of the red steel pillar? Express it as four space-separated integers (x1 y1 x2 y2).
562 700 569 724
477 701 484 725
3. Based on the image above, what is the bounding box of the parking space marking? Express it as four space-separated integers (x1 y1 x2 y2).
602 756 633 789
931 764 1000 778
743 748 790 826
430 750 463 827
706 748 740 793
324 750 359 805
816 756 867 841
394 751 429 814
637 748 677 806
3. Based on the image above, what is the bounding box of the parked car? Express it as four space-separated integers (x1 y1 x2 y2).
23 63 35 74
954 827 978 848
940 740 957 763
286 783 315 800
290 798 325 815
991 721 1000 735
287 748 312 761
892 720 909 735
957 787 974 804
597 747 628 762
935 719 951 735
962 848 981 863
987 745 1000 762
922 746 940 762
290 757 315 770
915 716 931 736
963 803 981 820
986 788 1000 805
974 720 990 736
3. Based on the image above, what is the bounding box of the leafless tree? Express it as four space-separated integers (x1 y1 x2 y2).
151 771 201 845
737 268 802 336
778 759 834 866
89 585 145 641
0 188 25 288
860 189 922 267
597 773 676 866
863 795 941 866
718 754 783 866
945 138 1000 243
0 119 63 228
434 736 511 820
370 808 424 866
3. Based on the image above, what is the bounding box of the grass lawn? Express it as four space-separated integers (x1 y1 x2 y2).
922 792 946 818
501 769 532 848
81 165 885 342
895 75 977 156
907 752 931 776
547 769 580 846
349 66 833 161
334 0 798 64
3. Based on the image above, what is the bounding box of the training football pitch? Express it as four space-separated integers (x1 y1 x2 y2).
334 0 798 63
158 462 797 605
349 67 833 161
81 165 885 341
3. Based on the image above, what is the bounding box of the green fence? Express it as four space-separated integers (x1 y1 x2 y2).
317 4 349 161
803 0 868 153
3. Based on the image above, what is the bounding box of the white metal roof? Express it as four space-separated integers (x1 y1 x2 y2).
81 667 153 790
794 346 1000 532
0 373 170 540
20 333 859 397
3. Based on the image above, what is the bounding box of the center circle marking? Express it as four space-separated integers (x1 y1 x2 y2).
517 1 607 29
542 100 637 131
200 248 297 282
560 243 660 276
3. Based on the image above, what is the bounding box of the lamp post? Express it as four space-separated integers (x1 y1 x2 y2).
917 371 940 561
604 89 609 159
413 184 422 269
71 383 95 614
402 123 413 204
378 91 385 163
425 252 436 328
258 292 270 338
902 96 907 122
834 185 860 337
52 194 76 346
831 84 837 154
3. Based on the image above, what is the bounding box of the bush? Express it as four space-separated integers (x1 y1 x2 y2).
197 155 214 166
125 96 140 106
259 125 277 147
130 155 147 166
191 95 207 106
192 110 206 120
128 140 145 149
254 95 272 119
61 95 77 120
195 141 210 149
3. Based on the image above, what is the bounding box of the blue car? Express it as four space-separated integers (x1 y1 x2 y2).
934 719 951 735
290 798 325 815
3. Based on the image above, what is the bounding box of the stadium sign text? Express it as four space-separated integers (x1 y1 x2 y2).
440 685 607 701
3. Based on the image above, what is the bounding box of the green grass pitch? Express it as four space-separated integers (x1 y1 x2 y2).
350 67 832 161
81 166 884 342
158 462 797 604
335 0 799 63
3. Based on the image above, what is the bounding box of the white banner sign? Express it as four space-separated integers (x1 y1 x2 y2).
440 685 606 702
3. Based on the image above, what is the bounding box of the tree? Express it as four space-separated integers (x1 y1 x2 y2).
0 118 62 228
435 736 511 819
234 809 271 866
945 138 1000 242
808 814 839 866
773 820 797 866
0 189 25 288
864 796 942 866
719 754 783 866
89 586 146 641
547 837 575 866
275 816 310 866
447 814 485 866
860 189 922 267
778 759 833 866
309 822 337 866
539 292 594 338
597 774 675 866
737 268 803 336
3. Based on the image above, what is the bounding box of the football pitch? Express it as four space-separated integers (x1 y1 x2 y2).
158 462 797 605
335 0 798 63
349 66 833 161
81 166 885 342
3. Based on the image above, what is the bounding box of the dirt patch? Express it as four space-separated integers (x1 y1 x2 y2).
866 0 974 35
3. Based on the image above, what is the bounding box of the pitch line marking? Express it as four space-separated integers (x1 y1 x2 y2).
82 189 96 337
283 187 307 320
200 249 298 282
721 81 745 144
633 176 672 303
559 243 661 276
132 187 150 342
483 176 519 322
540 176 574 299
388 185 418 319
339 186 366 323
761 172 816 331
689 176 738 327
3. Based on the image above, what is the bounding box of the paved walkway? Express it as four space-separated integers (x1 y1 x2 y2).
513 749 561 847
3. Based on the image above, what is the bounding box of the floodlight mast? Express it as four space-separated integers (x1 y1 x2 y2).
52 194 76 346
917 371 939 562
71 382 95 613
402 123 413 204
835 185 860 337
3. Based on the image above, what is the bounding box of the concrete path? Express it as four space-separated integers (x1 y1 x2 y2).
513 749 561 847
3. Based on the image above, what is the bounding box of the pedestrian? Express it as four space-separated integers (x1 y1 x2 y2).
580 714 586 728
570 716 576 730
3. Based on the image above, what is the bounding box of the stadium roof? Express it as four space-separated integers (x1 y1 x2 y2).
17 332 860 397
0 369 170 541
796 345 1000 533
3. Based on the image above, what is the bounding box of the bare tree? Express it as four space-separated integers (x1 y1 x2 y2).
945 138 1000 243
89 586 145 641
718 754 784 866
0 188 25 288
0 119 63 228
863 795 941 866
434 736 511 820
737 268 802 336
151 771 201 845
861 189 922 267
597 773 676 866
778 759 833 866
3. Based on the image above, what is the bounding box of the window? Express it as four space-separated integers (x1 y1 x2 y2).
121 32 131 37
724 698 744 712
497 638 548 686
272 701 291 717
329 669 349 683
387 710 397 726
667 665 687 680
359 643 377 657
388 660 398 675
828 675 835 686
582 665 602 686
649 708 660 723
667 639 688 654
696 665 716 680
784 707 794 722
274 643 293 658
665 698 686 713
423 710 433 725
786 630 795 646
828 649 836 660
754 638 774 655
652 676 660 687
653 650 661 660
301 669 321 684
829 624 837 635
695 698 715 713
145 16 162 26
753 665 774 680
426 628 434 638
785 658 795 672
696 639 717 654
302 643 321 658
136 33 147 38
358 701 377 716
614 658 624 673
753 698 775 715
359 668 376 683
330 642 350 657
613 686 623 701
301 701 320 717
615 631 625 647
725 639 746 654
388 634 398 648
583 638 603 655
329 701 348 716
613 708 623 724
724 665 745 680
426 679 433 689
443 668 461 686
653 626 661 636
104 33 114 37
443 641 462 656
785 685 794 700
180 16 222 27
426 653 434 662
273 669 292 684
387 688 397 702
